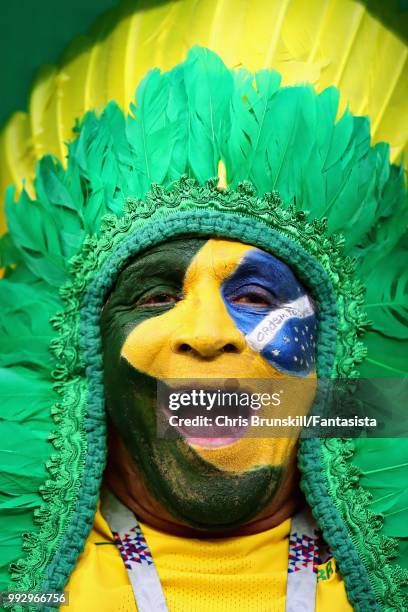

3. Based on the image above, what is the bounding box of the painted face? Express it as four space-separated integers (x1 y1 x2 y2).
101 238 317 530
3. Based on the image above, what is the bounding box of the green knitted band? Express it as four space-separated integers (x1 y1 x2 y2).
9 179 380 610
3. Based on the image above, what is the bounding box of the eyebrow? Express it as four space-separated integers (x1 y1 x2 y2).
118 255 170 283
226 254 296 285
114 239 207 289
222 249 308 301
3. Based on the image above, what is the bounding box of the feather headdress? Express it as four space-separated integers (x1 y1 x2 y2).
0 46 407 610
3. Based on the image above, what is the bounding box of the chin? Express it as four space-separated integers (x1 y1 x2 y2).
143 439 284 531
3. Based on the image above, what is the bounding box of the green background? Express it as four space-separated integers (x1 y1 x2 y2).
0 0 120 128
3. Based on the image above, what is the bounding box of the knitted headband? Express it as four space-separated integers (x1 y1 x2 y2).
1 47 407 609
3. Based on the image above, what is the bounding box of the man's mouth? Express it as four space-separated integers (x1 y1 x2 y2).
174 416 250 449
158 381 252 448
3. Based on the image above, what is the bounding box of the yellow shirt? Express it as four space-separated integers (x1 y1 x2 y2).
66 507 352 612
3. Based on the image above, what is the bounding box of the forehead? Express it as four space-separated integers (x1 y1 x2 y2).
116 237 300 287
184 239 257 284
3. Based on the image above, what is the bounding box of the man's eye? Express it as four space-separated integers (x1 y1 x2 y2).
137 293 180 307
230 292 272 307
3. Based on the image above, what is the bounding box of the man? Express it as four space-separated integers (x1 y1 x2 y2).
0 37 407 612
64 233 352 610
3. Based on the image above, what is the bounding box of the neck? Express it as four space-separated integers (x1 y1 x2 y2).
104 426 303 538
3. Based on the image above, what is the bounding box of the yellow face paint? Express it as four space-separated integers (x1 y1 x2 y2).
122 239 316 473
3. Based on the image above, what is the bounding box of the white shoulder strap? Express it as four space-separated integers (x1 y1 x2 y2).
101 488 169 612
285 507 319 612
102 489 319 612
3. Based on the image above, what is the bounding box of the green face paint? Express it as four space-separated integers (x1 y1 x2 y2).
101 237 285 530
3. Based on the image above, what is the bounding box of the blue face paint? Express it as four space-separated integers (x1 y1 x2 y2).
221 249 317 376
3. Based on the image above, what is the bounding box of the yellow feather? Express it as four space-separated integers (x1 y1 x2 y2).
84 9 121 113
1 0 407 233
375 55 408 164
0 112 35 233
57 36 92 160
29 65 64 162
104 4 136 110
123 1 185 95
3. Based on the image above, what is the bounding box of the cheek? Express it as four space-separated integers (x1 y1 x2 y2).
101 307 164 421
193 374 316 473
121 305 186 376
224 304 317 376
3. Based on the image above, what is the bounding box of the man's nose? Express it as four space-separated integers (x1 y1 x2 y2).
170 292 246 359
172 334 245 358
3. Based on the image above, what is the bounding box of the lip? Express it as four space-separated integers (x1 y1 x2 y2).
189 437 243 448
175 423 249 449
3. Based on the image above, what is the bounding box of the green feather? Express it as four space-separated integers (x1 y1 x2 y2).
182 46 232 183
0 280 59 371
164 64 189 182
359 331 407 376
5 186 68 287
74 103 132 226
353 437 408 537
127 68 176 193
223 68 281 190
363 237 408 340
